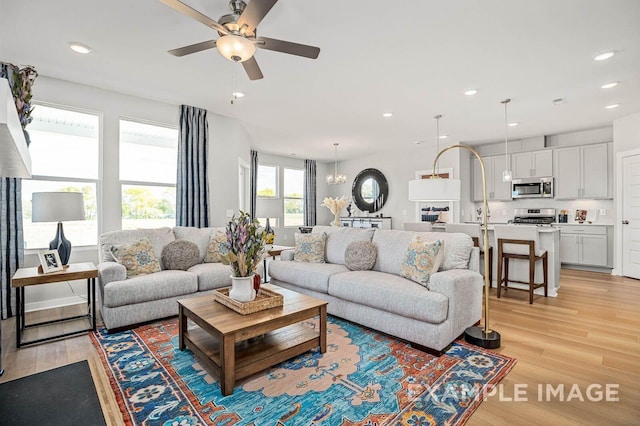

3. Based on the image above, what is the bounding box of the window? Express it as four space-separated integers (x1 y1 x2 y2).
283 168 304 227
119 120 178 229
22 105 99 249
257 165 277 198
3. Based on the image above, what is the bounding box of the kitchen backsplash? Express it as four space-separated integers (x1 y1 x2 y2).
472 198 615 225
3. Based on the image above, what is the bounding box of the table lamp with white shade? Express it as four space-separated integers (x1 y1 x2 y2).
31 192 85 266
408 144 501 349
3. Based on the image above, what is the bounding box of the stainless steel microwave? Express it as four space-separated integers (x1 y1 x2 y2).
511 177 554 199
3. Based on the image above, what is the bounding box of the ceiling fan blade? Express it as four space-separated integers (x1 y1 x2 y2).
238 0 278 34
159 0 228 34
168 40 217 57
256 37 320 59
242 56 264 80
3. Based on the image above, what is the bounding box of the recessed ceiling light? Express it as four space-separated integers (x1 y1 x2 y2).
605 103 620 109
601 82 618 89
68 42 92 54
508 122 519 127
594 51 616 61
439 135 448 139
414 140 424 145
552 97 566 106
232 91 245 98
382 112 393 118
464 89 478 96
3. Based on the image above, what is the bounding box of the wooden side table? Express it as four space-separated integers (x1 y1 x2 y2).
263 245 294 283
11 262 98 347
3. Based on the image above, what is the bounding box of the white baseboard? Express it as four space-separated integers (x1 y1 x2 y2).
25 296 87 313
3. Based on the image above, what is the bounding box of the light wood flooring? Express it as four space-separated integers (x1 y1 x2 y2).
1 269 638 425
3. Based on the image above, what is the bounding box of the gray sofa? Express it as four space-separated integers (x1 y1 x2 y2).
268 226 483 352
97 226 239 330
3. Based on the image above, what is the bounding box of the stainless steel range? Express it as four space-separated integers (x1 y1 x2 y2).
512 208 556 226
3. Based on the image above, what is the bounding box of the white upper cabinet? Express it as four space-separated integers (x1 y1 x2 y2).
553 143 611 199
472 155 512 202
512 149 553 178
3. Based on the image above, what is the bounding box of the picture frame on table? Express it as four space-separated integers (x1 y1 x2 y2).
38 249 63 273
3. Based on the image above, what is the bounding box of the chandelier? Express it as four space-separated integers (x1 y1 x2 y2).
326 143 346 184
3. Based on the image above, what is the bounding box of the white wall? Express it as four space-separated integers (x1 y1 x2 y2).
326 144 464 229
22 76 253 310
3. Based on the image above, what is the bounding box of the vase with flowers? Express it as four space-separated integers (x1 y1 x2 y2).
220 211 267 302
322 196 349 227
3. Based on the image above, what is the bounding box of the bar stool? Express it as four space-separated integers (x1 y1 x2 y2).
445 223 493 285
494 225 548 304
403 222 433 231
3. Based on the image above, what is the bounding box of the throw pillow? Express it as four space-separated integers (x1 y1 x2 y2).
344 241 377 271
401 238 444 286
110 238 161 277
294 232 326 263
161 240 200 271
204 231 229 263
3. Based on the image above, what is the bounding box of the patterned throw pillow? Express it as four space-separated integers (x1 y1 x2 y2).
110 238 161 278
204 231 229 263
401 238 444 286
294 232 326 263
344 241 377 271
161 240 200 271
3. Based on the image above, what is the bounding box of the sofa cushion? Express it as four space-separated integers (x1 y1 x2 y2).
344 241 377 271
372 230 472 275
173 226 226 263
161 240 200 271
401 238 444 286
294 232 326 263
187 262 233 291
102 270 198 308
269 260 348 293
328 271 448 324
99 227 175 268
312 226 375 265
204 230 229 263
110 238 162 277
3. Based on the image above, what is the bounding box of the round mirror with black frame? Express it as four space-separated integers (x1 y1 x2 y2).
352 168 389 213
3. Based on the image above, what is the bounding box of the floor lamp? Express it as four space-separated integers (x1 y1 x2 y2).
408 144 501 349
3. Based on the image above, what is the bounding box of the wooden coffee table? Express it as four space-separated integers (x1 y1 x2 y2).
177 284 327 396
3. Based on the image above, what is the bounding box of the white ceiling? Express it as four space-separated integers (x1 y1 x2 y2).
1 0 639 162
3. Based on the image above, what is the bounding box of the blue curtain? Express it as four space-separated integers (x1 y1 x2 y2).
304 159 317 226
250 150 258 219
177 105 210 227
1 64 28 320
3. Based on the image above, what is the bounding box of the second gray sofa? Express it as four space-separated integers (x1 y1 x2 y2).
268 226 483 352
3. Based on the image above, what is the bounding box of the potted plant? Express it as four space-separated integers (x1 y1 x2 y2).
220 211 267 302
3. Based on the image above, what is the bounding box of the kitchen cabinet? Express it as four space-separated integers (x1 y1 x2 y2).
553 143 611 199
472 154 512 202
558 225 608 267
512 149 553 178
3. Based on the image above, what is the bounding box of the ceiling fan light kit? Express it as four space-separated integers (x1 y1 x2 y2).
161 0 320 80
216 34 256 62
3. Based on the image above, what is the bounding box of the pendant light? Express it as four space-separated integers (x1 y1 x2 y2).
501 99 513 182
326 143 346 184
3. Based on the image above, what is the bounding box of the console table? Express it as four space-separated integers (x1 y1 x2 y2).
339 217 392 229
11 262 98 347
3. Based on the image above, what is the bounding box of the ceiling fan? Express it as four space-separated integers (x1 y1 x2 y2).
160 0 321 80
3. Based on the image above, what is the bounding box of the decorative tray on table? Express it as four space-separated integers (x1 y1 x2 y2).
213 287 284 315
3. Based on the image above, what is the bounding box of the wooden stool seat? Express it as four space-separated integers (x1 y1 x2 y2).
494 226 548 304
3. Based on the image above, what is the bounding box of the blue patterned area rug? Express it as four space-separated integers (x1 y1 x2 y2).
91 317 515 425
